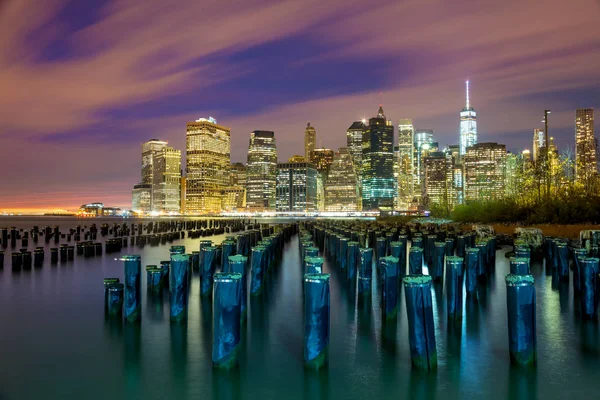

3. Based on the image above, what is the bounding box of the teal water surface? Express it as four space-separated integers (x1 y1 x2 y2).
0 218 599 399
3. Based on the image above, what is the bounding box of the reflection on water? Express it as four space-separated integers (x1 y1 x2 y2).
303 369 329 400
408 369 438 400
507 364 537 400
212 367 241 400
123 322 141 393
1 220 600 399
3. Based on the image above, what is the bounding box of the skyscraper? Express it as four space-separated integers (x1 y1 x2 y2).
464 142 506 201
346 121 365 176
131 184 151 213
186 117 231 214
246 130 277 211
225 162 247 212
532 129 545 162
141 139 168 186
276 161 317 212
575 108 597 183
305 122 316 163
424 151 449 208
397 119 414 210
311 148 335 174
140 139 168 210
324 148 359 212
153 146 181 213
362 105 395 211
413 129 435 202
459 81 477 156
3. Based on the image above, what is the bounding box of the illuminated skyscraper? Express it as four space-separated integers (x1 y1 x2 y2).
276 161 317 212
186 117 231 214
347 121 365 175
459 81 477 156
464 142 506 201
305 122 316 163
230 162 247 187
325 148 359 212
413 129 435 202
397 119 414 210
424 152 449 208
140 139 168 209
446 145 463 206
362 105 395 211
153 146 181 213
505 152 520 199
575 108 597 183
311 148 334 174
132 184 151 213
532 129 545 162
246 130 277 211
225 162 247 211
141 139 168 186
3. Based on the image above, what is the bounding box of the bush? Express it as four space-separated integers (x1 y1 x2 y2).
449 196 600 225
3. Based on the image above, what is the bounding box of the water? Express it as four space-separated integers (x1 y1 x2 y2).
1 217 600 399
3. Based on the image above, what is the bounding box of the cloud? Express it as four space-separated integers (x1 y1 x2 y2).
0 0 599 210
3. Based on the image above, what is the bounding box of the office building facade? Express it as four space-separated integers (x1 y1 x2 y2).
186 117 231 213
246 130 277 211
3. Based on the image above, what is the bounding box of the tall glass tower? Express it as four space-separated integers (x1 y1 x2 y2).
246 130 278 211
361 105 395 211
459 80 477 156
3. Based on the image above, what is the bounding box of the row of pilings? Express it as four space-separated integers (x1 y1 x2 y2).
0 219 251 249
300 220 541 370
103 223 298 369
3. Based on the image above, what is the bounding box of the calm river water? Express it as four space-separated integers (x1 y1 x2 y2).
0 217 599 399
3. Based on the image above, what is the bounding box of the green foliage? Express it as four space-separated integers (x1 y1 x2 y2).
450 195 600 224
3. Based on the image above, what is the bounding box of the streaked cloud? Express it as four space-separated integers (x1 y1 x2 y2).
0 0 599 211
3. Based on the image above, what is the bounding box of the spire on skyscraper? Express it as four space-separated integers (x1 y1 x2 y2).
465 80 470 109
377 104 385 119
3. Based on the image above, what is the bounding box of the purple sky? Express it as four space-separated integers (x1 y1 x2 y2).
1 0 599 212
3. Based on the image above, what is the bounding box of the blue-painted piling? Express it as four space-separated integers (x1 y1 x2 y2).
123 255 142 322
304 273 330 370
146 265 163 293
376 237 387 265
201 246 217 297
339 237 349 270
250 246 266 296
409 247 423 275
380 256 399 320
515 245 531 260
431 242 445 281
475 242 487 279
446 256 464 322
510 257 530 275
580 257 599 320
403 275 437 370
358 248 373 296
103 278 120 312
107 283 124 317
457 235 466 258
445 238 455 257
556 243 569 280
170 254 190 322
304 247 319 271
347 241 359 282
212 272 242 369
306 256 324 275
506 274 536 366
573 248 588 295
227 255 248 320
465 247 479 297
221 240 235 272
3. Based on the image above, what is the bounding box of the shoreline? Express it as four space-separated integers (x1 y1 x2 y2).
483 223 600 240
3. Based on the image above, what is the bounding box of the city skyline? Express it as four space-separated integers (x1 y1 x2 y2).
1 0 600 212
